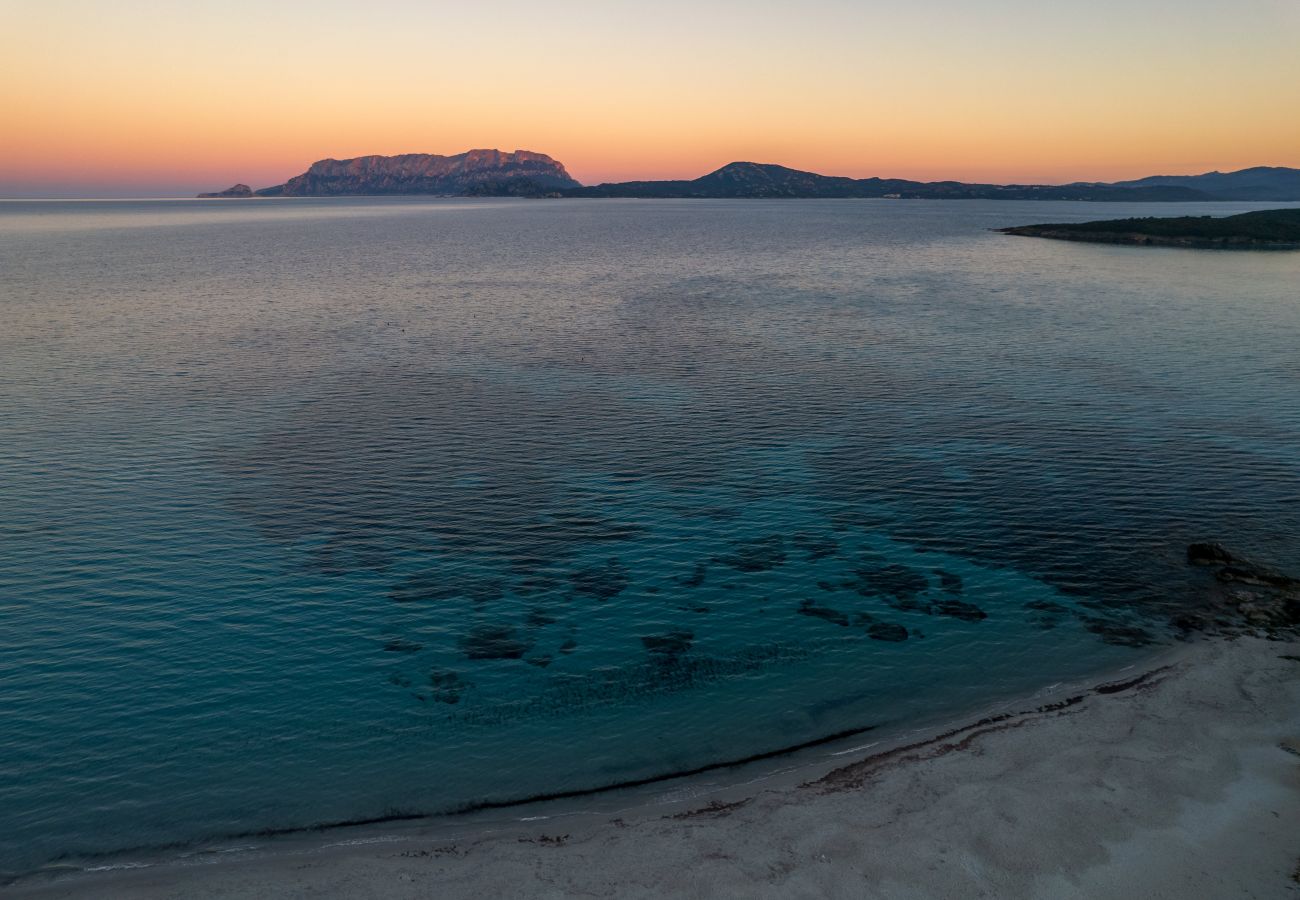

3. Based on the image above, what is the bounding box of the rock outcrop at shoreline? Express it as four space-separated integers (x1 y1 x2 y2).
253 150 579 197
1179 542 1300 637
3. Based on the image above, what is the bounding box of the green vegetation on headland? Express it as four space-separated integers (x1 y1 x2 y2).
998 208 1300 249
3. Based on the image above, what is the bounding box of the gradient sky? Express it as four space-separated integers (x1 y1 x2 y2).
3 0 1299 196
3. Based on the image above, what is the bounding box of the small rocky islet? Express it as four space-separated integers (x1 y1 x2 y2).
196 183 254 199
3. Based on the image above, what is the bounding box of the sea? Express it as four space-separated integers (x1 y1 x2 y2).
1 197 1298 878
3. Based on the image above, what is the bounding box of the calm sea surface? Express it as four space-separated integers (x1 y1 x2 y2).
2 198 1298 875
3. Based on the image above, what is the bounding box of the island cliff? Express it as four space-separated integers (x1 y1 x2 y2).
254 150 579 197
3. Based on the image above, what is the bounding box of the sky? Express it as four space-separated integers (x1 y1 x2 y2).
2 0 1299 197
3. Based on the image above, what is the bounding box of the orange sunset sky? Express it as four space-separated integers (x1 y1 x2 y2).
2 0 1299 197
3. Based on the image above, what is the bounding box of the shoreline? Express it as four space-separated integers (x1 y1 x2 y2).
0 636 1177 882
8 634 1297 899
2 643 1179 880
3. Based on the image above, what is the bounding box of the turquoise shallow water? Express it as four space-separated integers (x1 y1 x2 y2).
1 197 1298 876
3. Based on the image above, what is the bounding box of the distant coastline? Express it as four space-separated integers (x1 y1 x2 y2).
199 152 1300 203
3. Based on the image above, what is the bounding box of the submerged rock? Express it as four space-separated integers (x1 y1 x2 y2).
429 668 470 704
854 563 930 605
459 625 533 660
793 533 839 562
641 631 695 658
382 638 423 653
1187 542 1234 566
933 599 988 622
797 599 850 627
569 558 631 601
679 562 709 588
935 569 964 594
866 622 909 642
716 536 787 572
525 607 558 628
1024 599 1070 629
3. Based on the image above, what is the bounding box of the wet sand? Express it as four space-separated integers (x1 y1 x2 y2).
6 636 1299 899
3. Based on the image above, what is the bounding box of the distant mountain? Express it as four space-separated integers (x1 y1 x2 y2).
563 162 1210 201
1110 167 1300 201
252 150 579 197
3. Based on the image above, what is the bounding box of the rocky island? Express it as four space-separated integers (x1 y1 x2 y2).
252 150 578 197
197 184 254 199
999 208 1300 249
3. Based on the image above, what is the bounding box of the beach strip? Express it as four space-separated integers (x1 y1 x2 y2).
7 636 1298 899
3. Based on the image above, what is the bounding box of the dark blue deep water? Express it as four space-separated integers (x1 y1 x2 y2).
1 197 1298 875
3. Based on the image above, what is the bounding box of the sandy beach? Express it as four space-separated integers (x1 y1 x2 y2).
6 635 1297 900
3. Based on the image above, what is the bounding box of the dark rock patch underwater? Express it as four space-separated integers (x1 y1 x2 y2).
569 558 631 601
716 535 787 572
459 625 534 661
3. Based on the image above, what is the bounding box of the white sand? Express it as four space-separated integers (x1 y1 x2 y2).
7 637 1299 899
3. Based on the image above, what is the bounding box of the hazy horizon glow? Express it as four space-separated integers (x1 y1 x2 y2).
3 0 1299 197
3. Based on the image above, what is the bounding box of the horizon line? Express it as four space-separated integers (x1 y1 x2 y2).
4 159 1297 202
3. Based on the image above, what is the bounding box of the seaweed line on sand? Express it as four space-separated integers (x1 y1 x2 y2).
807 665 1173 793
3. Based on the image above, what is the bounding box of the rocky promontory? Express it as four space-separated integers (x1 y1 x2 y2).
998 208 1300 249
